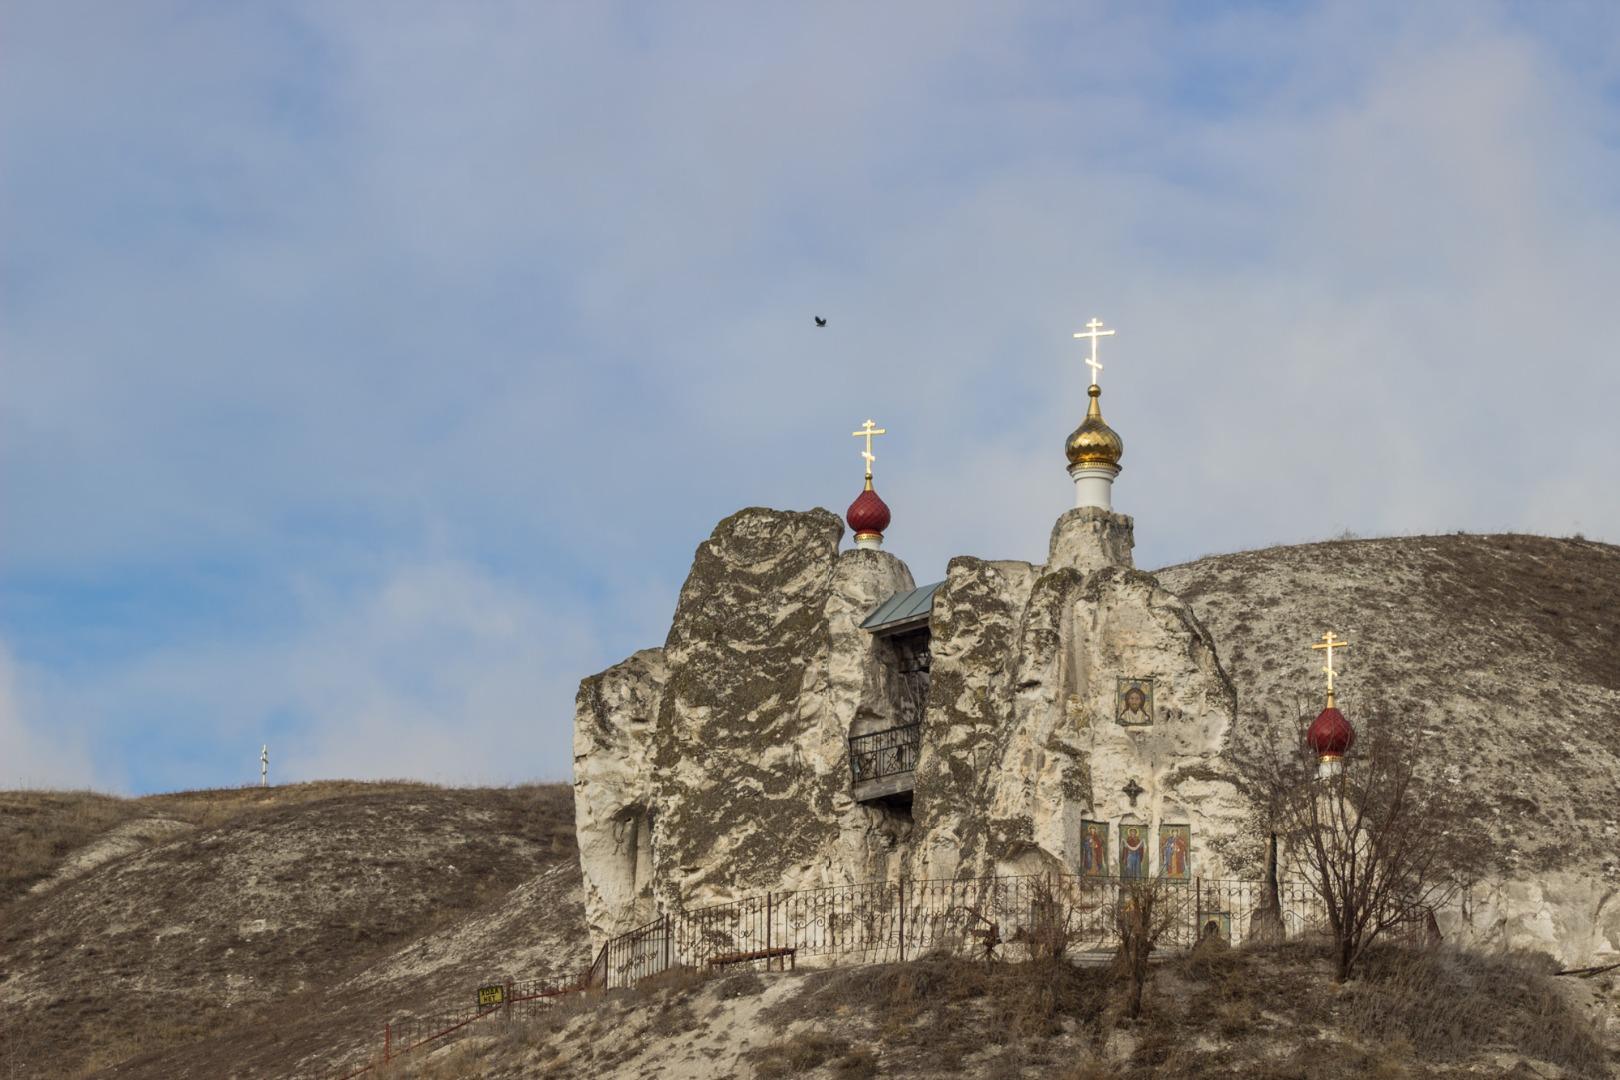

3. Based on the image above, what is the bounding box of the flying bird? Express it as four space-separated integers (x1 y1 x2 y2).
814 316 827 327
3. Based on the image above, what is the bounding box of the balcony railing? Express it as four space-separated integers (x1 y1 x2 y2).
848 723 921 798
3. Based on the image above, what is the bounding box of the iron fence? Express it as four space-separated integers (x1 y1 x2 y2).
1193 876 1328 944
338 871 1328 1075
848 723 921 783
335 974 588 1080
591 872 1327 989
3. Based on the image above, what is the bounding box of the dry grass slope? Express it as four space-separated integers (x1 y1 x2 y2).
0 781 584 1079
392 942 1615 1078
2 781 566 905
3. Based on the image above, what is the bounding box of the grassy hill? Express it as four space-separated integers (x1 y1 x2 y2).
1 782 1615 1079
0 782 587 1078
382 944 1615 1079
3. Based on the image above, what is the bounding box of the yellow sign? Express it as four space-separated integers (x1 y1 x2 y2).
477 984 505 1008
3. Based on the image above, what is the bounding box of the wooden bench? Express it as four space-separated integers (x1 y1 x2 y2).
706 947 796 972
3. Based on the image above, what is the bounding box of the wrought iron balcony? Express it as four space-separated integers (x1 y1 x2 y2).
848 723 920 804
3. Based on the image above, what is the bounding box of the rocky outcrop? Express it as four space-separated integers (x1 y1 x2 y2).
910 511 1241 883
574 508 918 949
988 564 1242 878
909 557 1043 881
646 508 847 913
1461 871 1620 966
574 513 1620 967
573 648 665 942
1048 506 1135 575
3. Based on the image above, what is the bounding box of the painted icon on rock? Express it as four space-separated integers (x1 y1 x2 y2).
1119 823 1148 879
1115 677 1155 726
1159 823 1191 881
1079 819 1109 877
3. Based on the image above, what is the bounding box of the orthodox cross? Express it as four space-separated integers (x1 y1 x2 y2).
851 419 887 479
1122 777 1144 807
1072 316 1115 387
260 744 269 788
1310 631 1351 706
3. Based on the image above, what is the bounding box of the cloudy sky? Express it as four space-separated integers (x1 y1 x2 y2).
4 2 1617 793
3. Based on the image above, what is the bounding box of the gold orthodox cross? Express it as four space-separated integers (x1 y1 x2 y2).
1310 631 1351 706
1072 316 1116 387
852 418 887 479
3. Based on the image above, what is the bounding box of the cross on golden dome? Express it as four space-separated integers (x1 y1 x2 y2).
1064 319 1123 473
1072 317 1115 387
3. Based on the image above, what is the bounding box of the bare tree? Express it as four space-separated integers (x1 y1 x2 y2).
1112 877 1190 1018
1022 876 1105 964
1242 709 1485 982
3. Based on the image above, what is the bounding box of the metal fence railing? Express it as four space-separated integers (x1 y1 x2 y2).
334 976 590 1079
848 723 921 783
337 871 1328 1075
589 872 1328 990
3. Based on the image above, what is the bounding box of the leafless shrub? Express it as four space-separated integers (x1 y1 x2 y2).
763 953 1109 1060
714 970 766 998
647 997 700 1037
1236 709 1487 981
961 903 1003 967
1052 1059 1123 1080
1017 878 1102 964
1111 876 1190 1018
746 1030 866 1078
830 1046 880 1078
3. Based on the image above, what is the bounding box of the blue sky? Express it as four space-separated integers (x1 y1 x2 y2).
4 2 1618 793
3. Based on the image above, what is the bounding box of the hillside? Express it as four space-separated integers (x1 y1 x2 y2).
1156 533 1620 959
323 945 1618 1078
8 782 1614 1079
2 532 1617 1078
0 783 588 1079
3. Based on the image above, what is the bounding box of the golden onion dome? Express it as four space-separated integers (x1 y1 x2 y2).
1065 384 1123 469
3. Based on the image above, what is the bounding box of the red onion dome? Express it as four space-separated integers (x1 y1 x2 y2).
846 484 891 538
1306 706 1355 761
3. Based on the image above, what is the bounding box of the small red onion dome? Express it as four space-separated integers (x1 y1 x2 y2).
1306 706 1355 762
846 483 891 539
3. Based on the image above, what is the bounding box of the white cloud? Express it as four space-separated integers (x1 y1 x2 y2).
2 2 1617 790
40 561 610 790
277 561 601 785
0 641 99 790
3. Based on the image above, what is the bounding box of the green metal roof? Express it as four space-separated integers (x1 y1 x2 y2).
859 581 943 634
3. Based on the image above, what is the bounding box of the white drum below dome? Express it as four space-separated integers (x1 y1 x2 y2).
1069 463 1119 511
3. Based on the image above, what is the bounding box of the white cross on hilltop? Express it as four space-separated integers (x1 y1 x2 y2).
1072 317 1115 387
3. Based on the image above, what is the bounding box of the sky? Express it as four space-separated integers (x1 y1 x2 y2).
3 2 1618 794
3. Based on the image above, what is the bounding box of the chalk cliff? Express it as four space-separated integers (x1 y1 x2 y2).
573 504 1247 952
